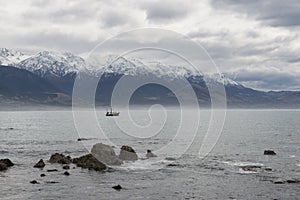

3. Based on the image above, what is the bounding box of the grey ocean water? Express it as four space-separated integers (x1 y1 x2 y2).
0 109 299 199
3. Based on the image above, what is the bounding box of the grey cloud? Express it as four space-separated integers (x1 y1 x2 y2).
7 32 96 54
226 67 300 90
141 0 192 22
211 0 300 27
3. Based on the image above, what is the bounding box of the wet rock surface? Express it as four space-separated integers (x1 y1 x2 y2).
72 154 107 171
91 143 123 165
34 159 45 168
47 169 58 172
63 165 70 170
146 150 157 158
49 153 72 164
30 180 39 184
264 150 276 155
112 184 122 191
119 145 138 161
0 158 14 171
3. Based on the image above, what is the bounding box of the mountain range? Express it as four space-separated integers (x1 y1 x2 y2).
0 48 299 108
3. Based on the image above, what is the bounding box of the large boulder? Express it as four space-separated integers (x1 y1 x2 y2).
49 153 72 164
119 145 138 161
0 158 14 171
91 143 123 165
73 154 107 171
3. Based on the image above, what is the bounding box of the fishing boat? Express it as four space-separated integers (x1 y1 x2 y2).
106 107 120 116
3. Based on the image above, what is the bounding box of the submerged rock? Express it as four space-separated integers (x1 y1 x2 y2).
77 138 90 141
165 157 176 161
0 158 14 171
46 181 59 184
49 153 72 164
264 150 276 155
73 154 107 171
112 184 122 191
63 171 70 176
40 174 46 177
0 163 8 171
0 159 14 167
34 159 45 168
30 180 39 184
91 143 123 165
167 163 180 167
273 178 286 184
119 145 138 161
146 150 157 158
63 165 70 170
47 169 58 172
286 178 300 184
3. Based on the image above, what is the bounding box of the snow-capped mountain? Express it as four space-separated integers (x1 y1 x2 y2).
1 48 299 108
90 55 201 79
0 48 30 66
0 48 237 87
16 51 86 77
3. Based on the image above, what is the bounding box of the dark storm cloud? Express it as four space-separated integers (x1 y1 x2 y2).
211 0 300 27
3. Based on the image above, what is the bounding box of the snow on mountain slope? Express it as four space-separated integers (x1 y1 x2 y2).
16 51 86 77
88 55 201 79
0 48 30 66
0 48 238 87
207 73 242 87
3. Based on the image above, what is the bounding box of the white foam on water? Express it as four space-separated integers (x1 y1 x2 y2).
114 158 173 171
222 161 264 167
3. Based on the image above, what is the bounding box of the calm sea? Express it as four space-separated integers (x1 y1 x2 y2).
0 109 299 199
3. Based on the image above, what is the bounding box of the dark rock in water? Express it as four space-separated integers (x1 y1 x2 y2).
91 143 123 165
264 167 272 171
63 165 70 170
40 174 46 177
49 153 72 164
286 178 300 184
264 150 276 155
0 163 8 171
77 138 89 141
167 163 180 167
30 180 39 184
0 158 14 167
112 184 122 191
273 178 286 184
119 145 138 161
121 145 136 153
146 150 157 158
0 158 14 171
165 157 176 161
73 154 107 171
63 171 70 176
46 181 59 184
47 169 58 172
34 159 45 168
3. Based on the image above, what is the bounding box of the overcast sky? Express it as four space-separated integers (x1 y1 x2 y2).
1 0 299 90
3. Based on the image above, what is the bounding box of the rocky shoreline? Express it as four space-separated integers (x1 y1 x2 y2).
1 146 299 188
